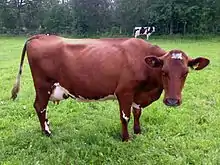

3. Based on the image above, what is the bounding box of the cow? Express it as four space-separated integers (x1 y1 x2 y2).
11 34 210 141
134 26 155 40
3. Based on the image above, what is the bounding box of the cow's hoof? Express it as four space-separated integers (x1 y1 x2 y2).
122 136 130 142
122 138 131 142
45 119 50 126
134 127 141 134
43 130 52 137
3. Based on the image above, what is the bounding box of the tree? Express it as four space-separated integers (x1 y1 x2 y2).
0 0 220 35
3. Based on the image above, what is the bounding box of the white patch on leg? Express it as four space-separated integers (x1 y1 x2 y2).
40 108 46 114
44 121 51 134
122 111 129 122
45 111 49 125
46 120 50 126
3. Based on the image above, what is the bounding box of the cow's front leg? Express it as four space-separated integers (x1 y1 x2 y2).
133 88 163 135
132 106 142 134
34 87 51 136
117 93 133 142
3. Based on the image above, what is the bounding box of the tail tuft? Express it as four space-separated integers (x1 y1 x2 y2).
11 77 20 100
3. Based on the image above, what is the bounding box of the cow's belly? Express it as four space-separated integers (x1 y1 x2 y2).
75 94 117 102
47 45 126 102
49 82 117 102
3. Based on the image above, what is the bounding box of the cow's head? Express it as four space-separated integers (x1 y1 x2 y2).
145 50 210 106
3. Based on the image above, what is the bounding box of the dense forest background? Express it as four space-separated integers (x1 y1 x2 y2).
0 0 220 36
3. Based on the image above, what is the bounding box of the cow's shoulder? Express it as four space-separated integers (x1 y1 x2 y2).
148 44 167 57
122 38 153 50
127 39 166 57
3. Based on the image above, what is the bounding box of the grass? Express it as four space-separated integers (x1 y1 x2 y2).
0 36 220 165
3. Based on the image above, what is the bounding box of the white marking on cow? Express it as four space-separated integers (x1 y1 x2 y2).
45 111 50 125
130 102 141 111
132 102 141 109
122 111 129 122
40 109 46 114
49 83 70 101
171 53 183 60
44 121 51 134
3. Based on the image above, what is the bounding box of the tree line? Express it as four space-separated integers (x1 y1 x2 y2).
0 0 220 36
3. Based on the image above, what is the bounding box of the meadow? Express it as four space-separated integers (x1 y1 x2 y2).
0 36 220 165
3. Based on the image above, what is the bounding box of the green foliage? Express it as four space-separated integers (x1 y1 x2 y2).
42 4 75 34
0 36 220 164
0 0 220 35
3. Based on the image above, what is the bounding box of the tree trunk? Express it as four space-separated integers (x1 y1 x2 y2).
169 20 173 35
183 21 187 35
119 26 122 34
16 0 24 33
16 8 21 29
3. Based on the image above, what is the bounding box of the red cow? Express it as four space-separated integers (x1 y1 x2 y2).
11 34 210 141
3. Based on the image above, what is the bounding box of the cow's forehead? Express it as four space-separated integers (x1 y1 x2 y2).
166 50 188 61
163 50 188 69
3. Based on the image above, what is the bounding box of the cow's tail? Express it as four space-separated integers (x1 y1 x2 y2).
11 34 50 100
11 41 28 100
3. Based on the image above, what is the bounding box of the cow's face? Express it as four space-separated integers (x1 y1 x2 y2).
145 50 210 106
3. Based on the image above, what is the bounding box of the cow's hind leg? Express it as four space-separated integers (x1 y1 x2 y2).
33 82 52 136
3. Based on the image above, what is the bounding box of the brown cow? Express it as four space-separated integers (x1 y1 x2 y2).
11 34 210 141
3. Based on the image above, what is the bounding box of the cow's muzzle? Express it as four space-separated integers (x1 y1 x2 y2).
164 98 180 106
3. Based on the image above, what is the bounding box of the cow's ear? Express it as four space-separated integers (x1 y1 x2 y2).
188 57 210 70
145 56 163 68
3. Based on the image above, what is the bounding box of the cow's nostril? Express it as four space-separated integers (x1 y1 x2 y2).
165 98 179 106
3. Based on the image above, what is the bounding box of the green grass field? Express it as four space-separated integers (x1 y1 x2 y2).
0 36 220 165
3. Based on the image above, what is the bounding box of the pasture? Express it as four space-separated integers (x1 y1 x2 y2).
0 36 220 165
